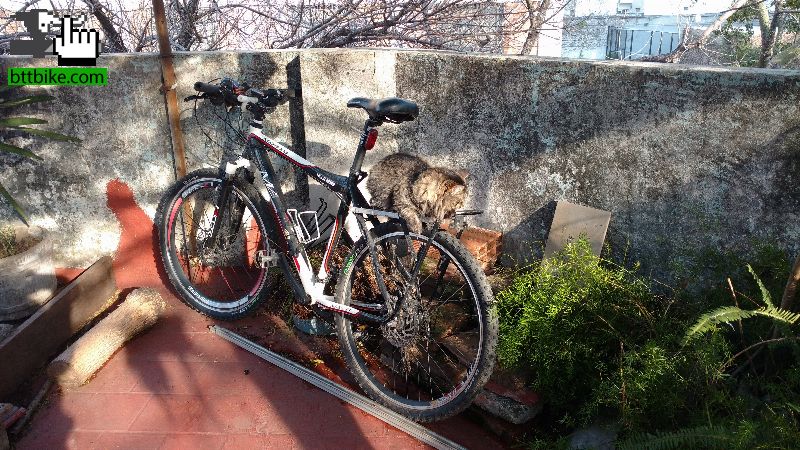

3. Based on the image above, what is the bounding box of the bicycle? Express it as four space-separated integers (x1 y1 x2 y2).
155 78 499 422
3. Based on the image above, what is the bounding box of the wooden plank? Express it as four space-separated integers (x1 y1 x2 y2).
0 256 116 399
152 0 187 178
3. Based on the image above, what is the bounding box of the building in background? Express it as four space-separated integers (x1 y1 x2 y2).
559 0 733 59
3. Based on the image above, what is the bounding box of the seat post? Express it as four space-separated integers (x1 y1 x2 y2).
349 118 380 179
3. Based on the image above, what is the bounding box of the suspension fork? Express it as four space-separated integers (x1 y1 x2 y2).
205 163 248 250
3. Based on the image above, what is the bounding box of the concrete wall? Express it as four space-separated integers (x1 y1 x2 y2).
2 49 799 282
0 51 302 267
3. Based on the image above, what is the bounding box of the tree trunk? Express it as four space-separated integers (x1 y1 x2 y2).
82 0 129 52
521 0 551 55
757 1 783 67
780 253 800 312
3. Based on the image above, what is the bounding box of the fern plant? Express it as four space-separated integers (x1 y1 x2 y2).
618 425 732 450
684 265 800 345
0 86 80 224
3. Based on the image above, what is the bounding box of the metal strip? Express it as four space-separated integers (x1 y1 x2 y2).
209 325 466 450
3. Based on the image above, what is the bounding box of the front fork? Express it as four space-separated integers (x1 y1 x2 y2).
205 160 250 251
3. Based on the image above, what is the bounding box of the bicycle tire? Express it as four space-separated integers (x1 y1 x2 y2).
155 168 288 320
334 222 498 422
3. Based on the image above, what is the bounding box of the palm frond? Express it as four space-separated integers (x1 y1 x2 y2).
12 127 81 143
684 305 800 344
684 306 757 344
755 306 800 325
0 88 78 224
0 142 42 160
0 181 28 225
747 264 774 308
0 117 48 127
0 95 55 108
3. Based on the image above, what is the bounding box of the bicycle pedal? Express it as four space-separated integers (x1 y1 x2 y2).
255 249 278 268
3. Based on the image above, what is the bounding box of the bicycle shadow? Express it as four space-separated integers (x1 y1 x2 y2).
108 175 383 447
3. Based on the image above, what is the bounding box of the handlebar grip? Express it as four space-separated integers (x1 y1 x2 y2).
194 82 221 94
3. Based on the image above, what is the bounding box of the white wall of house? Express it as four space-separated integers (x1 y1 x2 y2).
562 0 733 60
536 3 567 56
642 0 736 16
573 0 735 16
573 0 618 16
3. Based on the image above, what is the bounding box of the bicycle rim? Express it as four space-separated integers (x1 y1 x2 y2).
163 178 270 313
338 230 488 416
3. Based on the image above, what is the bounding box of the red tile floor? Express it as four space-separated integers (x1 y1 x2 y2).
17 289 504 449
14 180 506 449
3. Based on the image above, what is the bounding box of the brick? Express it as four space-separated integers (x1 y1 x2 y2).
94 432 167 449
76 356 140 394
441 223 502 274
32 392 150 432
129 360 207 395
129 395 224 433
17 429 101 450
123 331 245 363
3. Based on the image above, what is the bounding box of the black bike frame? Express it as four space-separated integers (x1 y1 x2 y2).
215 118 401 325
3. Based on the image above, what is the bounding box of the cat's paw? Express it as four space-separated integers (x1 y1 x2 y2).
404 215 423 234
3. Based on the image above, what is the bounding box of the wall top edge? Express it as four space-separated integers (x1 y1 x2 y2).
2 47 798 77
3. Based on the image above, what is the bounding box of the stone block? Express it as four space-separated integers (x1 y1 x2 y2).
544 201 611 258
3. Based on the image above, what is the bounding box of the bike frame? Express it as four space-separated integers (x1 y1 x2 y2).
217 117 399 324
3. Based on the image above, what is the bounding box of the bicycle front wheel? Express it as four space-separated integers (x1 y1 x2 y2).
156 168 284 320
335 223 498 422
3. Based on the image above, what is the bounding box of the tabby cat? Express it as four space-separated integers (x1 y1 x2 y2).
366 153 467 233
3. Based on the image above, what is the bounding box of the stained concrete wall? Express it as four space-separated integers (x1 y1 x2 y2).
0 51 302 267
2 49 799 282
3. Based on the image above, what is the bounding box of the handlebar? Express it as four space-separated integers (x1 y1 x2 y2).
184 78 299 115
193 81 221 94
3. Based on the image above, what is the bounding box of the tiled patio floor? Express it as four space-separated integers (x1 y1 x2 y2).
15 287 504 450
14 179 505 449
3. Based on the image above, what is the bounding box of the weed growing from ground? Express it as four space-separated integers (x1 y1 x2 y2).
0 225 15 258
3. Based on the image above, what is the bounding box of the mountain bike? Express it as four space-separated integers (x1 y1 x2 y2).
155 78 498 422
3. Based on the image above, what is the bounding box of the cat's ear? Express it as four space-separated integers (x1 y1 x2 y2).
456 169 469 181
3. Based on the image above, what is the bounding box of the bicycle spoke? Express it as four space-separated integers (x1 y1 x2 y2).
337 227 496 420
161 174 270 315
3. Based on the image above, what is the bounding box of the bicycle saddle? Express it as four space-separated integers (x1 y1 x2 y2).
347 97 419 123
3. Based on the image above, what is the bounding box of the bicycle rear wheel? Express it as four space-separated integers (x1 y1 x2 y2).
156 168 284 319
334 223 498 422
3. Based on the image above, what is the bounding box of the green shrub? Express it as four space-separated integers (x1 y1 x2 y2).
496 239 695 427
499 239 800 447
